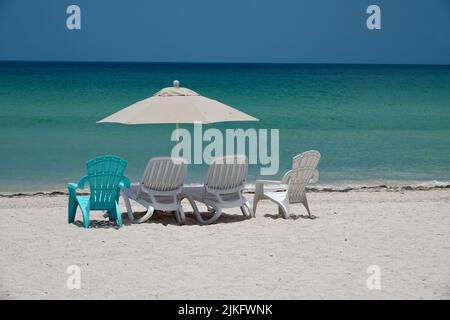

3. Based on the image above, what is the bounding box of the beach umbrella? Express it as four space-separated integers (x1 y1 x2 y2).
97 80 258 141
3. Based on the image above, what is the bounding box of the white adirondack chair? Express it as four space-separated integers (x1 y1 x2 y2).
182 155 253 225
121 157 187 224
253 150 321 219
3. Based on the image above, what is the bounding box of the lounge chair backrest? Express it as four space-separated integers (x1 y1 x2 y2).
140 157 187 193
86 155 127 210
287 150 321 203
204 155 248 193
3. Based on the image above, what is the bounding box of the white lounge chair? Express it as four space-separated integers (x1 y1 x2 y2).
121 157 187 224
182 155 253 225
253 150 321 219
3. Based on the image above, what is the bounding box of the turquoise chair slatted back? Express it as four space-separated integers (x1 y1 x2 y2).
86 155 127 210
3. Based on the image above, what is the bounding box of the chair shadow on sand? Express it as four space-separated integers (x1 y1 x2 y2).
73 207 249 228
131 210 249 226
72 209 317 228
73 212 135 229
73 219 124 229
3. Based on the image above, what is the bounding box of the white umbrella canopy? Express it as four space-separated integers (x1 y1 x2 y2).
97 80 258 125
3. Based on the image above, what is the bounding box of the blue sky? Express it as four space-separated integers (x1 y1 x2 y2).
0 0 449 64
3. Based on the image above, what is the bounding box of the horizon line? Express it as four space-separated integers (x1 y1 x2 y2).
0 59 449 67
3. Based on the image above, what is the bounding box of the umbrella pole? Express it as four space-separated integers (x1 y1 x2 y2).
175 123 180 156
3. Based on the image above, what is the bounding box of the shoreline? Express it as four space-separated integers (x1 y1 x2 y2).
1 181 449 198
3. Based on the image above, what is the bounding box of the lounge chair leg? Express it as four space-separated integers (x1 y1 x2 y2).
189 199 222 225
240 206 249 217
185 195 205 224
193 206 207 225
240 201 253 218
175 206 186 225
184 194 224 225
122 190 135 222
133 206 154 224
202 208 222 225
245 200 254 218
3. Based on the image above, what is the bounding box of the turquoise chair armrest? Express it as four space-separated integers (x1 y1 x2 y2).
68 182 78 190
68 176 88 195
77 175 89 189
68 183 78 200
119 176 131 189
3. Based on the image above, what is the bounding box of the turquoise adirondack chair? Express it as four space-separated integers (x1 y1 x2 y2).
68 155 130 228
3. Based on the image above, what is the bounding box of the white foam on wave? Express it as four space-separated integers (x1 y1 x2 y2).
1 180 449 197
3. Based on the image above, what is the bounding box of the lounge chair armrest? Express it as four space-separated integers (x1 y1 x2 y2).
255 179 282 185
119 176 131 189
310 169 319 183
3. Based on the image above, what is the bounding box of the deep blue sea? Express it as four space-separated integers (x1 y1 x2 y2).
1 62 449 192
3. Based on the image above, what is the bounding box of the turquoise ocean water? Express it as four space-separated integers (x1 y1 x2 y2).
1 62 449 193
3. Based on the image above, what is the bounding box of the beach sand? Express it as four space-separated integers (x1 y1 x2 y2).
1 189 449 299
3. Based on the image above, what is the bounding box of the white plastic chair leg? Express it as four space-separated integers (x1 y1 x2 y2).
252 197 260 217
122 190 135 222
185 195 208 225
187 196 223 225
245 200 254 218
175 206 186 225
133 206 154 224
240 201 253 218
277 201 290 219
198 208 222 225
240 206 249 217
302 195 312 218
253 185 263 216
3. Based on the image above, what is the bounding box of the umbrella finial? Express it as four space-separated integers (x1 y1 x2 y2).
173 80 180 88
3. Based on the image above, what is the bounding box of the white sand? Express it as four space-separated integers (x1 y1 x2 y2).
1 190 449 299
